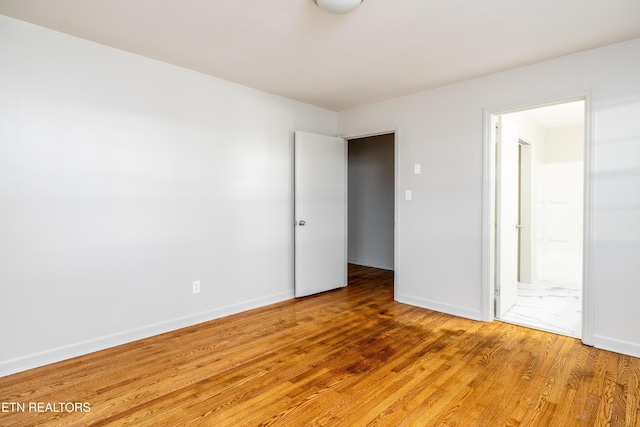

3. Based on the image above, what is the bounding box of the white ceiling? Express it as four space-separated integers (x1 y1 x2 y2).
1 0 639 111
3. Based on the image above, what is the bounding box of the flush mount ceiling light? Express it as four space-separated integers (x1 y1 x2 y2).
313 0 364 14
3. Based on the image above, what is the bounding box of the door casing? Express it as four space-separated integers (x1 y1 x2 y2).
341 125 401 300
481 93 594 345
495 117 520 317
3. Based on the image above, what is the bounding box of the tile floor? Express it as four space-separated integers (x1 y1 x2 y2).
499 281 582 338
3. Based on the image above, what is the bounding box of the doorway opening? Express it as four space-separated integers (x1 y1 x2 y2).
493 100 585 338
347 133 395 286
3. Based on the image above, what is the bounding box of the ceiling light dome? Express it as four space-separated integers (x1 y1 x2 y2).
314 0 363 14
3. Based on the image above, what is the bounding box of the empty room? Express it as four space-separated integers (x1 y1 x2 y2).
1 1 640 425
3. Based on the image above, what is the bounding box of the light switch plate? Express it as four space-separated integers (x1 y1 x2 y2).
405 190 412 201
414 163 421 174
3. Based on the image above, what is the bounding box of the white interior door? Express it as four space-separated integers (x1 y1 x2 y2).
496 119 519 317
294 131 347 297
518 142 533 284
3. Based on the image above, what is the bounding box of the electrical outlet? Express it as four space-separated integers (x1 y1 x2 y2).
192 281 200 294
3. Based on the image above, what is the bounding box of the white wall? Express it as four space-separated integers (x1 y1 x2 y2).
0 16 337 376
502 112 585 286
338 38 640 357
538 125 584 284
347 134 395 270
2 17 639 376
505 111 548 283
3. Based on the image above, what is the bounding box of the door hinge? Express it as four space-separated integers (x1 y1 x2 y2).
494 288 500 297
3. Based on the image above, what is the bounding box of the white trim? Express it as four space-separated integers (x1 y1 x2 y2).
344 134 349 288
593 335 640 358
581 91 595 346
481 110 496 322
341 124 401 300
397 293 483 321
394 128 401 301
341 122 401 141
0 291 293 378
481 91 594 346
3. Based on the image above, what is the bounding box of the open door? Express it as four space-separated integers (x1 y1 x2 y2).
294 131 347 297
518 142 533 284
495 118 519 317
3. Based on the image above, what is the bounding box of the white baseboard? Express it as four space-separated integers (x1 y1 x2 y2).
396 293 483 322
348 258 394 271
0 290 294 378
592 334 640 358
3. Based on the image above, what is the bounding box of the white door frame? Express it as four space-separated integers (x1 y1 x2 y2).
495 116 521 318
341 125 401 300
518 140 534 284
481 92 594 345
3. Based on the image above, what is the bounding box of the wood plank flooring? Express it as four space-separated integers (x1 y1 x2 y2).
1 264 639 426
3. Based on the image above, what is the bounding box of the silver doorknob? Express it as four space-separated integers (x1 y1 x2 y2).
298 220 306 226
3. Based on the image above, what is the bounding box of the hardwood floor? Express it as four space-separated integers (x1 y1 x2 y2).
1 264 639 426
